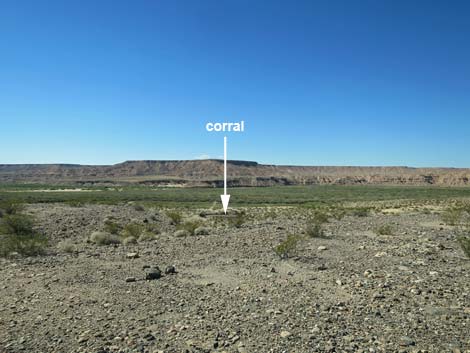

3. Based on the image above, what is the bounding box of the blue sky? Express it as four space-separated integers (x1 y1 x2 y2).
1 0 469 167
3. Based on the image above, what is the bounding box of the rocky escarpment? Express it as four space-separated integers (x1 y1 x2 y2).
1 160 470 186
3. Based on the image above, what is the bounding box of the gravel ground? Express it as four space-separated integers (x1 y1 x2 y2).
0 203 469 353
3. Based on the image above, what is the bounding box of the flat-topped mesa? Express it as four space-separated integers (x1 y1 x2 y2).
0 160 470 186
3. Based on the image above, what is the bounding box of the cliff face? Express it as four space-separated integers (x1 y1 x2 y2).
0 160 470 186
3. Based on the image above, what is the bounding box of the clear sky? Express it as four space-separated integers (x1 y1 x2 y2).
1 0 469 167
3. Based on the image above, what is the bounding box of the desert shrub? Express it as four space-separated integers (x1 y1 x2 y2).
177 220 202 236
312 210 329 224
66 201 83 208
122 236 137 245
229 211 247 228
121 222 145 239
0 214 35 235
174 229 190 237
0 201 24 216
0 214 47 256
194 226 210 235
306 222 325 238
274 234 303 259
144 222 160 234
457 236 470 259
138 232 157 242
441 207 463 226
104 220 122 235
166 210 182 225
375 224 394 235
133 203 145 212
330 207 346 220
57 240 76 253
89 231 120 245
351 208 370 217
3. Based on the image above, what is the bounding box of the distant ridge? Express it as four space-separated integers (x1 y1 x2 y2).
0 160 469 187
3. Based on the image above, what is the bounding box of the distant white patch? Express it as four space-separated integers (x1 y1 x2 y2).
195 154 211 160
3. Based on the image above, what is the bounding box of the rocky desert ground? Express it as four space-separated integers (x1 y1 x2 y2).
0 201 469 353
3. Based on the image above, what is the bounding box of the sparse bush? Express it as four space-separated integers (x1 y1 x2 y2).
166 210 182 225
177 220 202 236
121 222 144 239
89 231 120 245
57 240 76 253
144 222 160 234
138 232 157 242
312 210 329 224
0 214 35 235
0 214 47 256
229 211 247 228
0 201 24 216
174 229 190 237
194 226 210 235
122 236 137 245
330 208 346 220
351 208 370 217
441 207 463 226
375 224 394 235
104 219 122 235
274 234 303 259
457 235 470 259
306 222 325 238
66 201 83 208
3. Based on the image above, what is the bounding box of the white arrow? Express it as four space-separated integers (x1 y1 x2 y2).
220 136 230 214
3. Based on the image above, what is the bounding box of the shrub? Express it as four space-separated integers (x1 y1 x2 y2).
177 220 202 236
66 201 83 208
89 231 120 245
274 234 303 259
330 208 346 220
457 236 470 259
0 201 24 216
57 240 76 253
104 220 122 235
194 226 210 235
312 210 329 224
306 222 325 238
0 214 35 235
351 208 370 217
0 214 47 256
174 229 190 237
138 232 157 242
229 211 247 228
121 222 145 239
166 210 182 225
375 224 393 235
122 236 137 245
441 207 463 226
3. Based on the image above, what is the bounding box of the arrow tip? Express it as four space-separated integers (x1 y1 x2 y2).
220 194 230 214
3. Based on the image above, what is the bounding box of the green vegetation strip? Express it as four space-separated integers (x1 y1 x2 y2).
1 184 470 207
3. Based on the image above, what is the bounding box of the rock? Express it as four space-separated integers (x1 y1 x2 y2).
194 226 210 235
125 277 136 283
126 252 139 259
145 267 162 280
165 265 176 274
174 230 190 237
318 246 327 251
318 264 328 271
399 336 415 347
280 330 291 338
